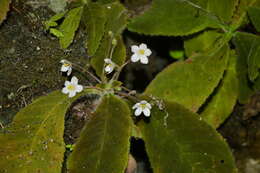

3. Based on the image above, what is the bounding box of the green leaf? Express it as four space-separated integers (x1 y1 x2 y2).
138 101 237 173
82 3 107 56
67 95 131 173
128 0 237 36
90 2 127 77
50 28 64 38
201 51 238 128
45 11 67 30
248 6 260 32
169 50 185 60
0 89 99 172
184 30 222 57
0 0 10 24
231 0 258 30
59 7 83 49
233 32 260 103
145 46 229 112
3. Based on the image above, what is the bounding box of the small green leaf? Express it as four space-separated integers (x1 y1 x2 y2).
50 28 64 38
138 101 237 173
128 0 237 36
145 46 229 112
248 6 260 32
0 89 99 172
201 51 238 128
67 95 132 173
0 0 10 24
59 7 83 49
169 50 184 60
44 11 67 30
233 32 260 103
184 30 222 57
82 2 107 56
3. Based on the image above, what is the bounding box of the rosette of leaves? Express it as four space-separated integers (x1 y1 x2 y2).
6 0 260 172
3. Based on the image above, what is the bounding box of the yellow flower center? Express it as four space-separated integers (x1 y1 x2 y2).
140 103 147 109
139 49 145 55
67 84 75 91
64 63 71 67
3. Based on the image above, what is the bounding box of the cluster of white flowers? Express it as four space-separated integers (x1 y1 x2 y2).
103 43 152 74
59 43 153 116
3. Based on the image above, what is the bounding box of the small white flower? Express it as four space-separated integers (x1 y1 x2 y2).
131 43 152 64
62 76 83 98
132 100 152 117
104 58 116 74
60 59 72 76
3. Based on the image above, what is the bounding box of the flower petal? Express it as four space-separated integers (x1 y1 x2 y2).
64 81 70 86
105 65 112 73
139 43 147 50
76 85 83 92
62 87 69 94
144 48 152 56
71 76 78 84
131 45 139 53
143 108 151 117
67 67 72 76
146 102 152 109
61 65 69 72
140 56 148 64
104 58 112 64
131 54 140 62
68 90 76 98
132 103 140 109
134 108 142 116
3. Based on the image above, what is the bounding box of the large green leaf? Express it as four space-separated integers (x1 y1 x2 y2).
145 46 229 112
201 52 238 128
0 89 98 173
59 6 83 49
184 30 223 57
138 101 237 173
82 3 107 56
90 2 128 77
0 0 10 24
128 0 237 36
67 95 131 173
248 6 260 32
233 32 260 103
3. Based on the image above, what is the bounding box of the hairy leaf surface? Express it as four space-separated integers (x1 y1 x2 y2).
201 52 238 128
0 89 98 173
145 46 229 112
59 6 83 49
67 95 131 173
184 30 222 57
248 6 260 32
138 101 237 173
233 32 260 103
82 3 107 56
0 0 10 24
128 0 237 36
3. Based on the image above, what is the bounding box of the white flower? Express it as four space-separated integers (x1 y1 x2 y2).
104 58 116 74
131 43 152 64
132 100 152 117
60 59 72 76
62 76 83 98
